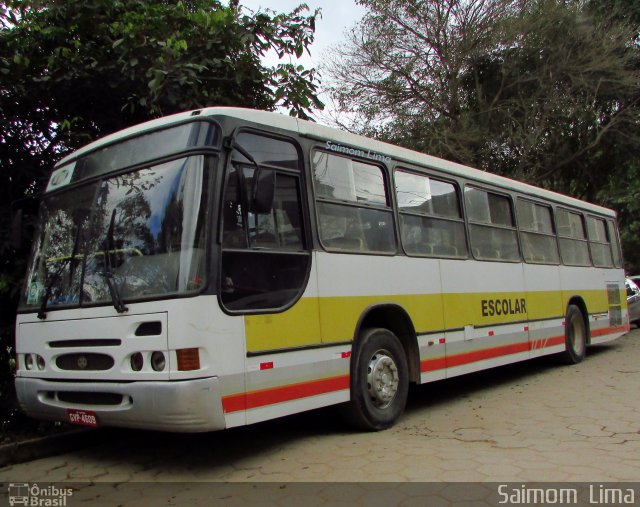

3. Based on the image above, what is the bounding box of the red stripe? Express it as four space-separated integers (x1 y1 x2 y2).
591 324 629 337
420 323 629 374
446 341 530 368
419 357 447 373
530 335 565 349
420 334 564 373
222 374 350 413
224 325 629 413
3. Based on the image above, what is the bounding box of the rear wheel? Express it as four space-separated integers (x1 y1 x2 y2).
344 327 409 431
562 304 587 364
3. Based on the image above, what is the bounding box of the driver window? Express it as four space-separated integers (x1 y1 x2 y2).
220 133 309 312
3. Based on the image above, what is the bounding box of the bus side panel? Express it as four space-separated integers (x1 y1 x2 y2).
440 260 530 378
238 345 352 426
314 253 446 344
315 253 448 385
523 263 565 358
559 266 627 341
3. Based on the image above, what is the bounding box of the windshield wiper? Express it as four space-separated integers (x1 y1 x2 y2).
37 275 54 320
37 256 71 320
103 208 128 314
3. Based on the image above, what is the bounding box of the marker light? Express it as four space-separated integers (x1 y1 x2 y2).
151 351 166 372
176 348 200 371
130 352 144 372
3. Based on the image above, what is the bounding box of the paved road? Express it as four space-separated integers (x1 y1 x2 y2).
1 329 639 503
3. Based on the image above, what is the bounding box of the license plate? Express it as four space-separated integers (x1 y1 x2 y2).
66 409 98 427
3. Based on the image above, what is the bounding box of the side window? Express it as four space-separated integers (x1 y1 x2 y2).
312 151 395 253
556 209 591 266
587 216 614 268
220 133 309 312
607 219 623 268
395 170 467 258
222 167 304 251
465 187 519 261
516 199 559 264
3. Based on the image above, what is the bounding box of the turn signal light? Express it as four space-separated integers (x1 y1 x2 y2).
176 348 200 371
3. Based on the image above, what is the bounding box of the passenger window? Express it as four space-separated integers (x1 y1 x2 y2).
556 209 591 266
395 170 467 258
465 187 519 261
313 151 395 253
314 154 387 205
516 200 559 264
607 220 622 268
587 216 614 268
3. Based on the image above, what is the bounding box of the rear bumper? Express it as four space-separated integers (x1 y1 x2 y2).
15 376 226 432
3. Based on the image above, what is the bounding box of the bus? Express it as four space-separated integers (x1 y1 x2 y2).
15 107 629 432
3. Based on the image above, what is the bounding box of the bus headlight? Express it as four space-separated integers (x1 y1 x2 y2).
25 354 34 370
151 351 166 372
130 352 144 372
36 355 46 371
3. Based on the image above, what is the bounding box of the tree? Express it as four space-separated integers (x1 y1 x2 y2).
325 0 640 270
0 0 323 438
324 0 518 155
327 2 639 190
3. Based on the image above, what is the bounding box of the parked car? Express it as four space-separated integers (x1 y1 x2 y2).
628 275 640 288
625 278 640 325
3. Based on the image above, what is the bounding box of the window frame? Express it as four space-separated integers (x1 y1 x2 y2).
218 128 312 315
586 214 615 268
394 167 468 259
607 219 623 268
464 185 521 262
516 198 560 265
555 207 592 267
311 148 397 255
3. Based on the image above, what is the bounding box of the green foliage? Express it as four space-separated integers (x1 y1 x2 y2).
0 0 322 437
599 162 640 274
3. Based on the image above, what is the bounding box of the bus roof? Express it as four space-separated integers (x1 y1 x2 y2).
55 107 615 217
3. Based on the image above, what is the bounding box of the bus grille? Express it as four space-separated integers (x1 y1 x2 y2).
56 353 114 371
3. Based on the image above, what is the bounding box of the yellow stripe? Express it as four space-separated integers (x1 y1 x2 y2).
318 294 445 341
244 297 321 350
244 289 622 352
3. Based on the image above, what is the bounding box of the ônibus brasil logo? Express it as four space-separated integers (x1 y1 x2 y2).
7 483 73 506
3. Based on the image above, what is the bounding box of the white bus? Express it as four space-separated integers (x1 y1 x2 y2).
15 108 629 432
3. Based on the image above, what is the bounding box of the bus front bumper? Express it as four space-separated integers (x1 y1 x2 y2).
15 376 227 432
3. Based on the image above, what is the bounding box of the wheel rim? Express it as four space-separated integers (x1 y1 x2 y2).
366 349 400 409
569 313 586 356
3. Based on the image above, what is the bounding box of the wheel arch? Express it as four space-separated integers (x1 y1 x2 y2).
353 303 420 383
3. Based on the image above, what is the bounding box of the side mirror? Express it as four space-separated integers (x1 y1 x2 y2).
250 168 275 214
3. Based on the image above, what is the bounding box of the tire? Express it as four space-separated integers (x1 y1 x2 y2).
344 327 409 431
562 304 587 364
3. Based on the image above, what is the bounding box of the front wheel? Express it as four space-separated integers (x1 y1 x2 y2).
344 327 409 431
562 304 587 364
